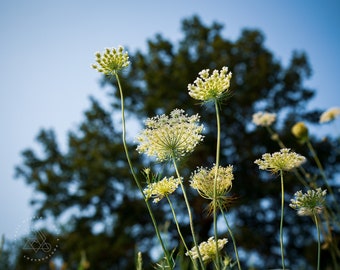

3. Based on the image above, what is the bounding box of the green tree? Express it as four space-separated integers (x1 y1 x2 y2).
15 16 339 269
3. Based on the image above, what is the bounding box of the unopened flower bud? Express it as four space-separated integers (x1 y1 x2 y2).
291 122 309 142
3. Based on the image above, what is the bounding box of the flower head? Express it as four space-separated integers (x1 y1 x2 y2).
91 46 130 75
289 188 327 216
319 107 340 123
252 111 276 127
291 122 309 142
190 165 234 200
254 148 306 173
188 67 232 102
143 176 182 203
136 109 204 162
186 237 228 262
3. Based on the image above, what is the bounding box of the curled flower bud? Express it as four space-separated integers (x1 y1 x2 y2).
290 188 327 216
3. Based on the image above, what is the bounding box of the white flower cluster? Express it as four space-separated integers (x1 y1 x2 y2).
254 148 306 173
190 165 234 200
188 67 232 102
136 109 204 162
92 46 130 75
252 111 276 127
319 107 340 123
143 176 182 203
186 237 228 262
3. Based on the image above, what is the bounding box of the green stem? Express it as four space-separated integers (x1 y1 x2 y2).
306 140 327 183
266 126 286 149
306 139 340 227
313 214 321 270
219 203 242 270
214 101 221 269
166 196 199 270
279 170 286 270
172 157 205 270
306 140 337 202
115 74 173 268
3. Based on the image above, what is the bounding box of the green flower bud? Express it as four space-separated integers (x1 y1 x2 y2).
291 122 309 142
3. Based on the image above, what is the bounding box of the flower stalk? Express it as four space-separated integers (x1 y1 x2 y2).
92 47 174 268
213 101 221 269
314 214 321 270
166 195 198 269
219 203 241 270
172 156 205 270
290 188 327 270
279 170 285 270
115 73 174 268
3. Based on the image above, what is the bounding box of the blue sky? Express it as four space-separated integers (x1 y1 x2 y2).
1 0 340 240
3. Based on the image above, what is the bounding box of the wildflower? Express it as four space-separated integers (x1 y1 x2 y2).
290 188 327 216
190 165 234 200
91 46 130 75
291 122 309 142
186 237 228 262
319 107 340 123
252 111 276 127
255 149 305 269
254 148 306 173
143 176 182 203
136 109 204 162
188 67 232 102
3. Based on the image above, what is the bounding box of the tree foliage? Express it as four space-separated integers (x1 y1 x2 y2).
14 15 339 269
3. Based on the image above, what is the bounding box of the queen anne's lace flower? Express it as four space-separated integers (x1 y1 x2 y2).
289 188 327 216
319 107 340 123
143 176 182 203
188 67 232 102
254 148 306 173
91 46 130 75
252 111 276 127
136 109 204 162
190 165 233 200
186 237 228 262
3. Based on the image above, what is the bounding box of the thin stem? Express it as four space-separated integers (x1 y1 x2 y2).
266 126 286 149
213 100 221 270
219 203 242 270
306 140 338 209
313 214 321 270
115 73 173 268
306 140 340 221
166 196 199 270
212 259 219 269
306 140 328 185
279 170 286 270
172 157 205 270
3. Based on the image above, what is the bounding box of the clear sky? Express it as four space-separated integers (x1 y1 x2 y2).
1 0 340 240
